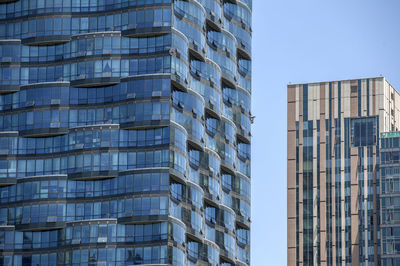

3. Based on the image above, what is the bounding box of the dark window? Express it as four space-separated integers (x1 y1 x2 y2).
351 117 378 147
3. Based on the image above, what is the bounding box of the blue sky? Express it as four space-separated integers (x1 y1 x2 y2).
251 0 400 264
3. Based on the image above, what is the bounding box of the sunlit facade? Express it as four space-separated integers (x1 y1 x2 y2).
287 77 400 265
0 0 251 265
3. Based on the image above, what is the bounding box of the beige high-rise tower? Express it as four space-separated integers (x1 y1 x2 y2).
287 77 400 265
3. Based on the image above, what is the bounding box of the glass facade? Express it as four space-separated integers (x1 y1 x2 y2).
381 132 400 266
0 0 251 265
287 78 399 266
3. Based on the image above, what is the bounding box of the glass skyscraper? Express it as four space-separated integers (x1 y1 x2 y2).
0 0 251 265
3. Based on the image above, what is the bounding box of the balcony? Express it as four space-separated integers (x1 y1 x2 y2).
21 35 71 46
237 42 251 60
15 221 66 232
68 170 118 181
118 214 168 224
19 127 69 138
122 26 171 38
70 76 120 88
187 135 204 151
0 178 17 187
0 85 19 95
189 41 206 61
120 119 169 130
206 11 223 31
171 75 188 94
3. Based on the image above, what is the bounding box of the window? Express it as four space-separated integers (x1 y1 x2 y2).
351 117 377 147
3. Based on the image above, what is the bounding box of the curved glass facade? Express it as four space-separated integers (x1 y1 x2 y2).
0 0 251 265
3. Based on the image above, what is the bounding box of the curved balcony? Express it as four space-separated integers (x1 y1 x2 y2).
15 221 66 232
0 85 20 95
173 89 205 119
171 121 188 152
237 146 250 167
122 26 171 38
120 119 170 130
238 44 251 60
65 218 117 227
190 59 221 89
186 226 203 242
203 239 220 265
0 225 14 231
238 58 251 79
204 190 220 206
190 77 222 118
189 40 207 61
237 76 251 96
70 76 121 88
172 108 205 147
207 49 238 89
170 148 188 178
221 117 237 144
0 148 171 178
236 242 250 265
169 216 187 247
221 159 235 175
208 29 237 61
0 177 17 187
236 234 250 249
205 101 221 119
0 40 20 65
236 128 251 144
171 73 188 92
68 170 118 181
198 0 223 30
172 56 189 92
5 34 172 64
221 73 237 90
236 160 250 180
223 1 252 32
19 127 69 138
188 181 204 210
235 213 250 230
223 86 251 116
202 148 221 177
118 214 169 224
0 126 172 157
205 175 221 204
224 18 251 56
21 35 71 46
220 248 236 264
206 11 223 31
172 28 190 62
12 55 172 85
174 14 206 60
234 172 251 201
2 8 172 40
169 164 187 184
175 0 206 26
187 134 205 151
233 112 251 144
0 1 173 19
219 204 235 232
19 81 70 89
